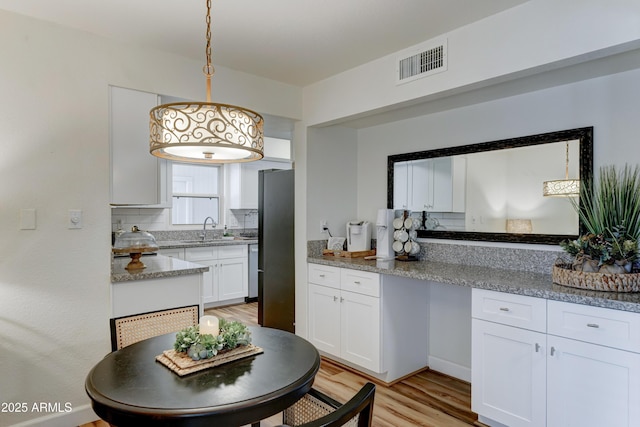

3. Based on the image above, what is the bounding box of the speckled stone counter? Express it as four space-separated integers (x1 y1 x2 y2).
308 255 640 313
111 255 209 283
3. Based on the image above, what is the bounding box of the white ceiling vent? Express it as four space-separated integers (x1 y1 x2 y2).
396 38 447 85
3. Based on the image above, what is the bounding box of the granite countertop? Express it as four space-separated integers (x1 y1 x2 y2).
308 255 640 313
111 255 209 283
156 238 258 249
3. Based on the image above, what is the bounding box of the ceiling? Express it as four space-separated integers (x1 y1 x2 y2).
0 0 528 87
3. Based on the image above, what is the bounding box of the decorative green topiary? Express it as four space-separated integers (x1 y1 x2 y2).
174 319 252 361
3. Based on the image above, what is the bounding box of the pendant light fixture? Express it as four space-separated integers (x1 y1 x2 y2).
542 141 580 197
149 0 264 164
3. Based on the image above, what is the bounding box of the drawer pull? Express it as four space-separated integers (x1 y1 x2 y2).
586 323 600 328
535 343 540 353
333 296 338 302
499 307 510 312
340 297 344 303
550 346 556 356
319 274 325 278
354 281 361 285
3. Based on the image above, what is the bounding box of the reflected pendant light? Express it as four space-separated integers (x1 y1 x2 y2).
149 0 264 164
543 141 580 197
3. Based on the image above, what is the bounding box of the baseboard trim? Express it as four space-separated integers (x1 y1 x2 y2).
7 404 98 427
428 355 471 383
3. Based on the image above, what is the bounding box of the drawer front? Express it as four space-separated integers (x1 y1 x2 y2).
548 300 640 353
217 244 247 259
308 263 341 289
185 246 218 261
472 289 546 332
340 269 380 298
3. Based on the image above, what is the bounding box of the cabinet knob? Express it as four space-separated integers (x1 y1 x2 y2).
535 343 540 353
340 297 344 303
586 323 600 328
319 274 325 278
354 281 361 285
333 296 338 302
550 346 556 356
499 307 510 312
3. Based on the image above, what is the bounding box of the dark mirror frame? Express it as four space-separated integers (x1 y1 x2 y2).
387 127 594 245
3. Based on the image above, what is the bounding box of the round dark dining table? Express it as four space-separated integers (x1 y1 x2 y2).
85 326 321 427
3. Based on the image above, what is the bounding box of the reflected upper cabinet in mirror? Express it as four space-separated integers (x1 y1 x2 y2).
387 127 593 244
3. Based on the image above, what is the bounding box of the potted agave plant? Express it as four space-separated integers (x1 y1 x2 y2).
555 164 640 292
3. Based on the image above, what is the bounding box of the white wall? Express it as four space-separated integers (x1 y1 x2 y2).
303 0 640 126
306 126 359 240
0 10 301 426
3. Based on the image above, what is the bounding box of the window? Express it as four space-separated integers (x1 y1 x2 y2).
172 163 220 225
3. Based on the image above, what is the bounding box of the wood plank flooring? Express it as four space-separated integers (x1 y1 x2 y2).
82 303 483 427
205 303 483 427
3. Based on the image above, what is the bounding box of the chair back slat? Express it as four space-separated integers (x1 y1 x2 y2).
110 305 199 351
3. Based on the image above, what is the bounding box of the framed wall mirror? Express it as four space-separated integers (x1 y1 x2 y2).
387 127 593 244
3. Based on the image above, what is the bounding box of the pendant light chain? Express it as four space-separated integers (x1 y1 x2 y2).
149 0 264 164
204 0 214 102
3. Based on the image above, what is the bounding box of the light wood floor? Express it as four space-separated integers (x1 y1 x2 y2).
82 303 483 427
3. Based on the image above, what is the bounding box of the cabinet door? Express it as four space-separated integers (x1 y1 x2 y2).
409 159 431 211
393 162 409 210
198 260 218 304
185 247 218 304
341 290 381 372
217 257 248 301
547 335 640 427
471 319 546 427
431 157 453 211
308 284 341 356
110 86 168 206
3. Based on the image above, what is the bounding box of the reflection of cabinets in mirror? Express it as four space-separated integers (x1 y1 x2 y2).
393 157 465 212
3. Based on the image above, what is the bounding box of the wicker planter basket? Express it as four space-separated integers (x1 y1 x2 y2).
552 263 640 293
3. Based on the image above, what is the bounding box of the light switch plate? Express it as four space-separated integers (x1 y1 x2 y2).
20 208 37 230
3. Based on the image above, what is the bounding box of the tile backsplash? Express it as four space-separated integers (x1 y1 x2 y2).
112 208 259 233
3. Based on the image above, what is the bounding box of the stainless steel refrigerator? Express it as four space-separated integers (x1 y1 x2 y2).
258 168 295 332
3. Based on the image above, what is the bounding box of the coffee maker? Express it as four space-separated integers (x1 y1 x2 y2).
346 221 371 251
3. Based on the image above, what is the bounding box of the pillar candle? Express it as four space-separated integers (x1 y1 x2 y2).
199 315 219 337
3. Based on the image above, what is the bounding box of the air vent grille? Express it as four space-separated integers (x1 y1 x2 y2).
396 39 447 84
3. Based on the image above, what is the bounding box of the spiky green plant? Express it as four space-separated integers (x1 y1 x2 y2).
571 165 640 240
563 165 640 266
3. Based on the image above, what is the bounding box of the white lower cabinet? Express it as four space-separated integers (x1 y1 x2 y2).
308 266 381 372
472 319 546 427
472 289 547 427
307 263 429 383
472 289 640 427
185 245 248 306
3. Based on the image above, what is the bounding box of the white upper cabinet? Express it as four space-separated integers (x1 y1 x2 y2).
226 160 291 210
110 86 170 207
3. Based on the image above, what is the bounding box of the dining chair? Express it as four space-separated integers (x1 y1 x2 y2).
110 305 199 351
278 382 376 427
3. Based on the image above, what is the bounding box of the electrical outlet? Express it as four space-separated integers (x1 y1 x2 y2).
320 220 328 233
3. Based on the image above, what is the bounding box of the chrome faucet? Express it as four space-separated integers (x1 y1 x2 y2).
201 217 217 241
